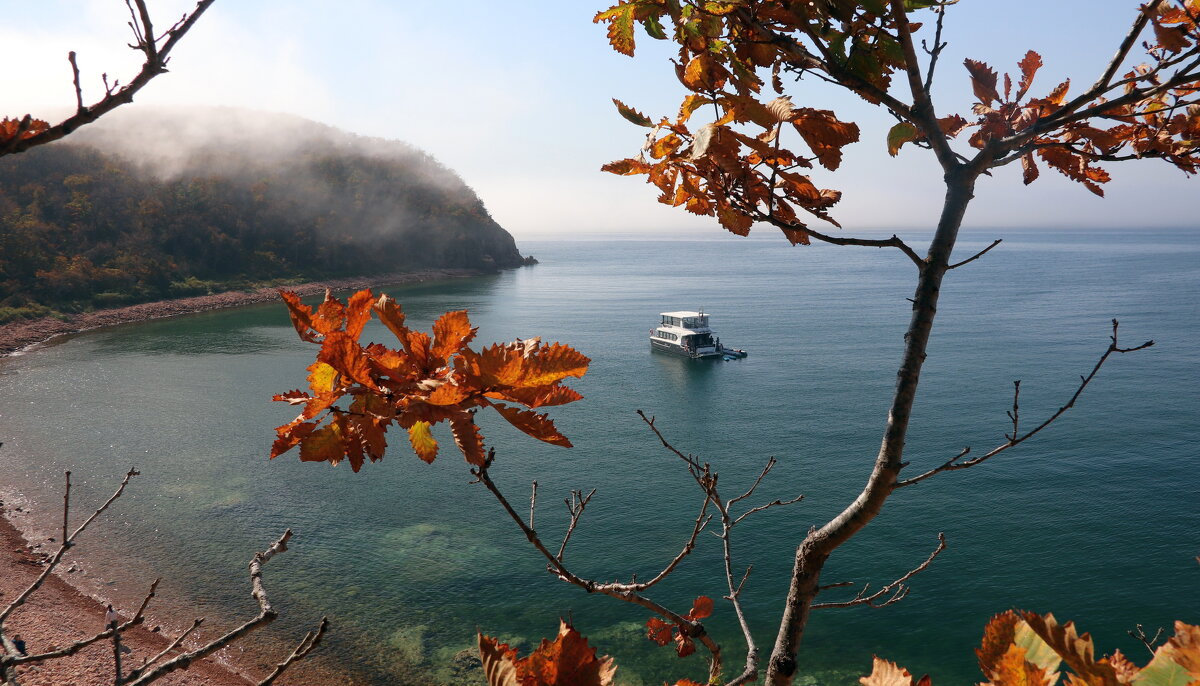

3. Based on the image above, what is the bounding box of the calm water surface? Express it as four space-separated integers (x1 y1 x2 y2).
1 229 1197 684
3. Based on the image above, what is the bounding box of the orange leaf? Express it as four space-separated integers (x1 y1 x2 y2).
991 643 1056 686
594 2 636 57
519 620 617 686
299 422 345 467
449 413 487 466
1021 153 1039 185
488 384 584 409
1167 621 1200 676
492 403 572 447
977 611 1022 678
432 310 477 361
674 631 695 658
717 206 753 235
687 596 714 620
279 290 320 343
601 158 652 175
317 332 375 389
372 294 409 342
344 289 375 340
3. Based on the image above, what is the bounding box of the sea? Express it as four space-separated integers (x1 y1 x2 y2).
0 228 1197 685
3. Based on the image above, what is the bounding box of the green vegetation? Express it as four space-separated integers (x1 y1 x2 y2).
0 112 525 323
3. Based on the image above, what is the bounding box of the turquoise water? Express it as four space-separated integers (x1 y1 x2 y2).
0 229 1197 684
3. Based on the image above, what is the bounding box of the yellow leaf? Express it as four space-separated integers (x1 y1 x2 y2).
407 421 438 464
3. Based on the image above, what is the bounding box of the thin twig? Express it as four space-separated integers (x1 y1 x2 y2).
0 468 140 625
898 320 1153 487
1127 623 1164 657
16 579 160 666
812 533 947 609
256 617 329 686
68 52 85 114
529 480 538 531
947 239 1002 270
127 619 203 680
124 530 293 685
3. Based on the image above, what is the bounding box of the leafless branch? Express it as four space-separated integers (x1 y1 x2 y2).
1087 0 1164 101
555 489 596 561
255 617 329 686
889 0 957 170
12 579 159 666
529 480 538 531
947 239 1002 270
811 533 947 609
921 6 949 92
123 530 295 686
1 0 217 157
1128 623 1165 656
127 619 203 680
897 320 1154 487
0 468 140 625
470 449 723 682
756 212 927 268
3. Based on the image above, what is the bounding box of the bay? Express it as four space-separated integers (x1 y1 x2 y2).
1 228 1197 684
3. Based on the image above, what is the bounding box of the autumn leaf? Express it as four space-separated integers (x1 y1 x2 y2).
887 122 919 156
1020 612 1120 686
686 595 713 620
431 310 477 361
965 59 1001 106
407 421 438 464
613 98 654 127
492 403 572 447
594 2 637 56
1016 50 1043 101
480 621 616 686
646 617 673 646
791 108 861 170
601 158 652 175
860 656 923 686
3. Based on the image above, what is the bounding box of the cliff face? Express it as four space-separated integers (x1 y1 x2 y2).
0 108 525 320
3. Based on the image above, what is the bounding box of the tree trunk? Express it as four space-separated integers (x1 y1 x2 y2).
764 165 979 685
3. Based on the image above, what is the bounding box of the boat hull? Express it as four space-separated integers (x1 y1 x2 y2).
650 338 723 359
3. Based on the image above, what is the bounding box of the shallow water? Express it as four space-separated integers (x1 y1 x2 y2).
1 228 1197 684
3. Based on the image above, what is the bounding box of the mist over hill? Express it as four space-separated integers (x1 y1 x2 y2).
0 108 527 322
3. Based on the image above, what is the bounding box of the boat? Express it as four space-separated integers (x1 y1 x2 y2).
650 310 747 359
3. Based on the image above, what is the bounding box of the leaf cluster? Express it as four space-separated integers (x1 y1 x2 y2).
271 289 589 471
645 595 715 658
864 611 1200 686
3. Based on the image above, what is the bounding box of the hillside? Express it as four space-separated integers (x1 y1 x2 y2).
0 108 528 323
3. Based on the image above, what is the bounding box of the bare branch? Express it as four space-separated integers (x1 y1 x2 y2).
0 468 140 624
15 579 160 665
555 488 597 561
529 480 538 531
126 619 203 680
68 52 85 114
2 0 217 157
812 533 947 609
469 450 723 682
256 617 329 686
124 530 293 686
733 495 805 526
889 0 957 170
1088 0 1163 100
898 320 1154 487
1128 623 1165 657
921 6 949 92
947 239 1002 270
729 457 777 507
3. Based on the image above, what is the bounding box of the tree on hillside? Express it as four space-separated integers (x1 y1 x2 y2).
2 3 328 685
272 1 1198 685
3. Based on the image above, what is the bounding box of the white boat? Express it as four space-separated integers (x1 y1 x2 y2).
650 310 747 359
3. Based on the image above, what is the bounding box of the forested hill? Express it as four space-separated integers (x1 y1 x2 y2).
0 108 527 322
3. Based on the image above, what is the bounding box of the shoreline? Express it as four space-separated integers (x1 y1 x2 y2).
0 507 258 686
0 268 483 357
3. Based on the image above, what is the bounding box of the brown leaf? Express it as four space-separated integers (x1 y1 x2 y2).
1168 622 1200 676
674 631 695 658
1016 51 1043 101
492 403 571 447
687 596 714 620
478 633 521 686
1021 153 1039 185
978 611 1022 678
990 643 1056 686
602 157 652 175
860 656 917 686
646 617 673 646
791 108 860 171
279 290 320 343
965 59 1001 106
1020 612 1121 686
520 620 617 686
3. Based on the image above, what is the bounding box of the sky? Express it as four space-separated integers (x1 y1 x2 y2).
1 0 1196 238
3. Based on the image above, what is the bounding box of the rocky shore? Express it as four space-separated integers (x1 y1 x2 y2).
0 269 480 357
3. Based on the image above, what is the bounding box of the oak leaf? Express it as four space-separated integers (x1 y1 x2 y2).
860 656 926 686
965 59 1000 106
479 621 616 686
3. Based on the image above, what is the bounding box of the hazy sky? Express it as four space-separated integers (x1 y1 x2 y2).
2 1 1196 238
